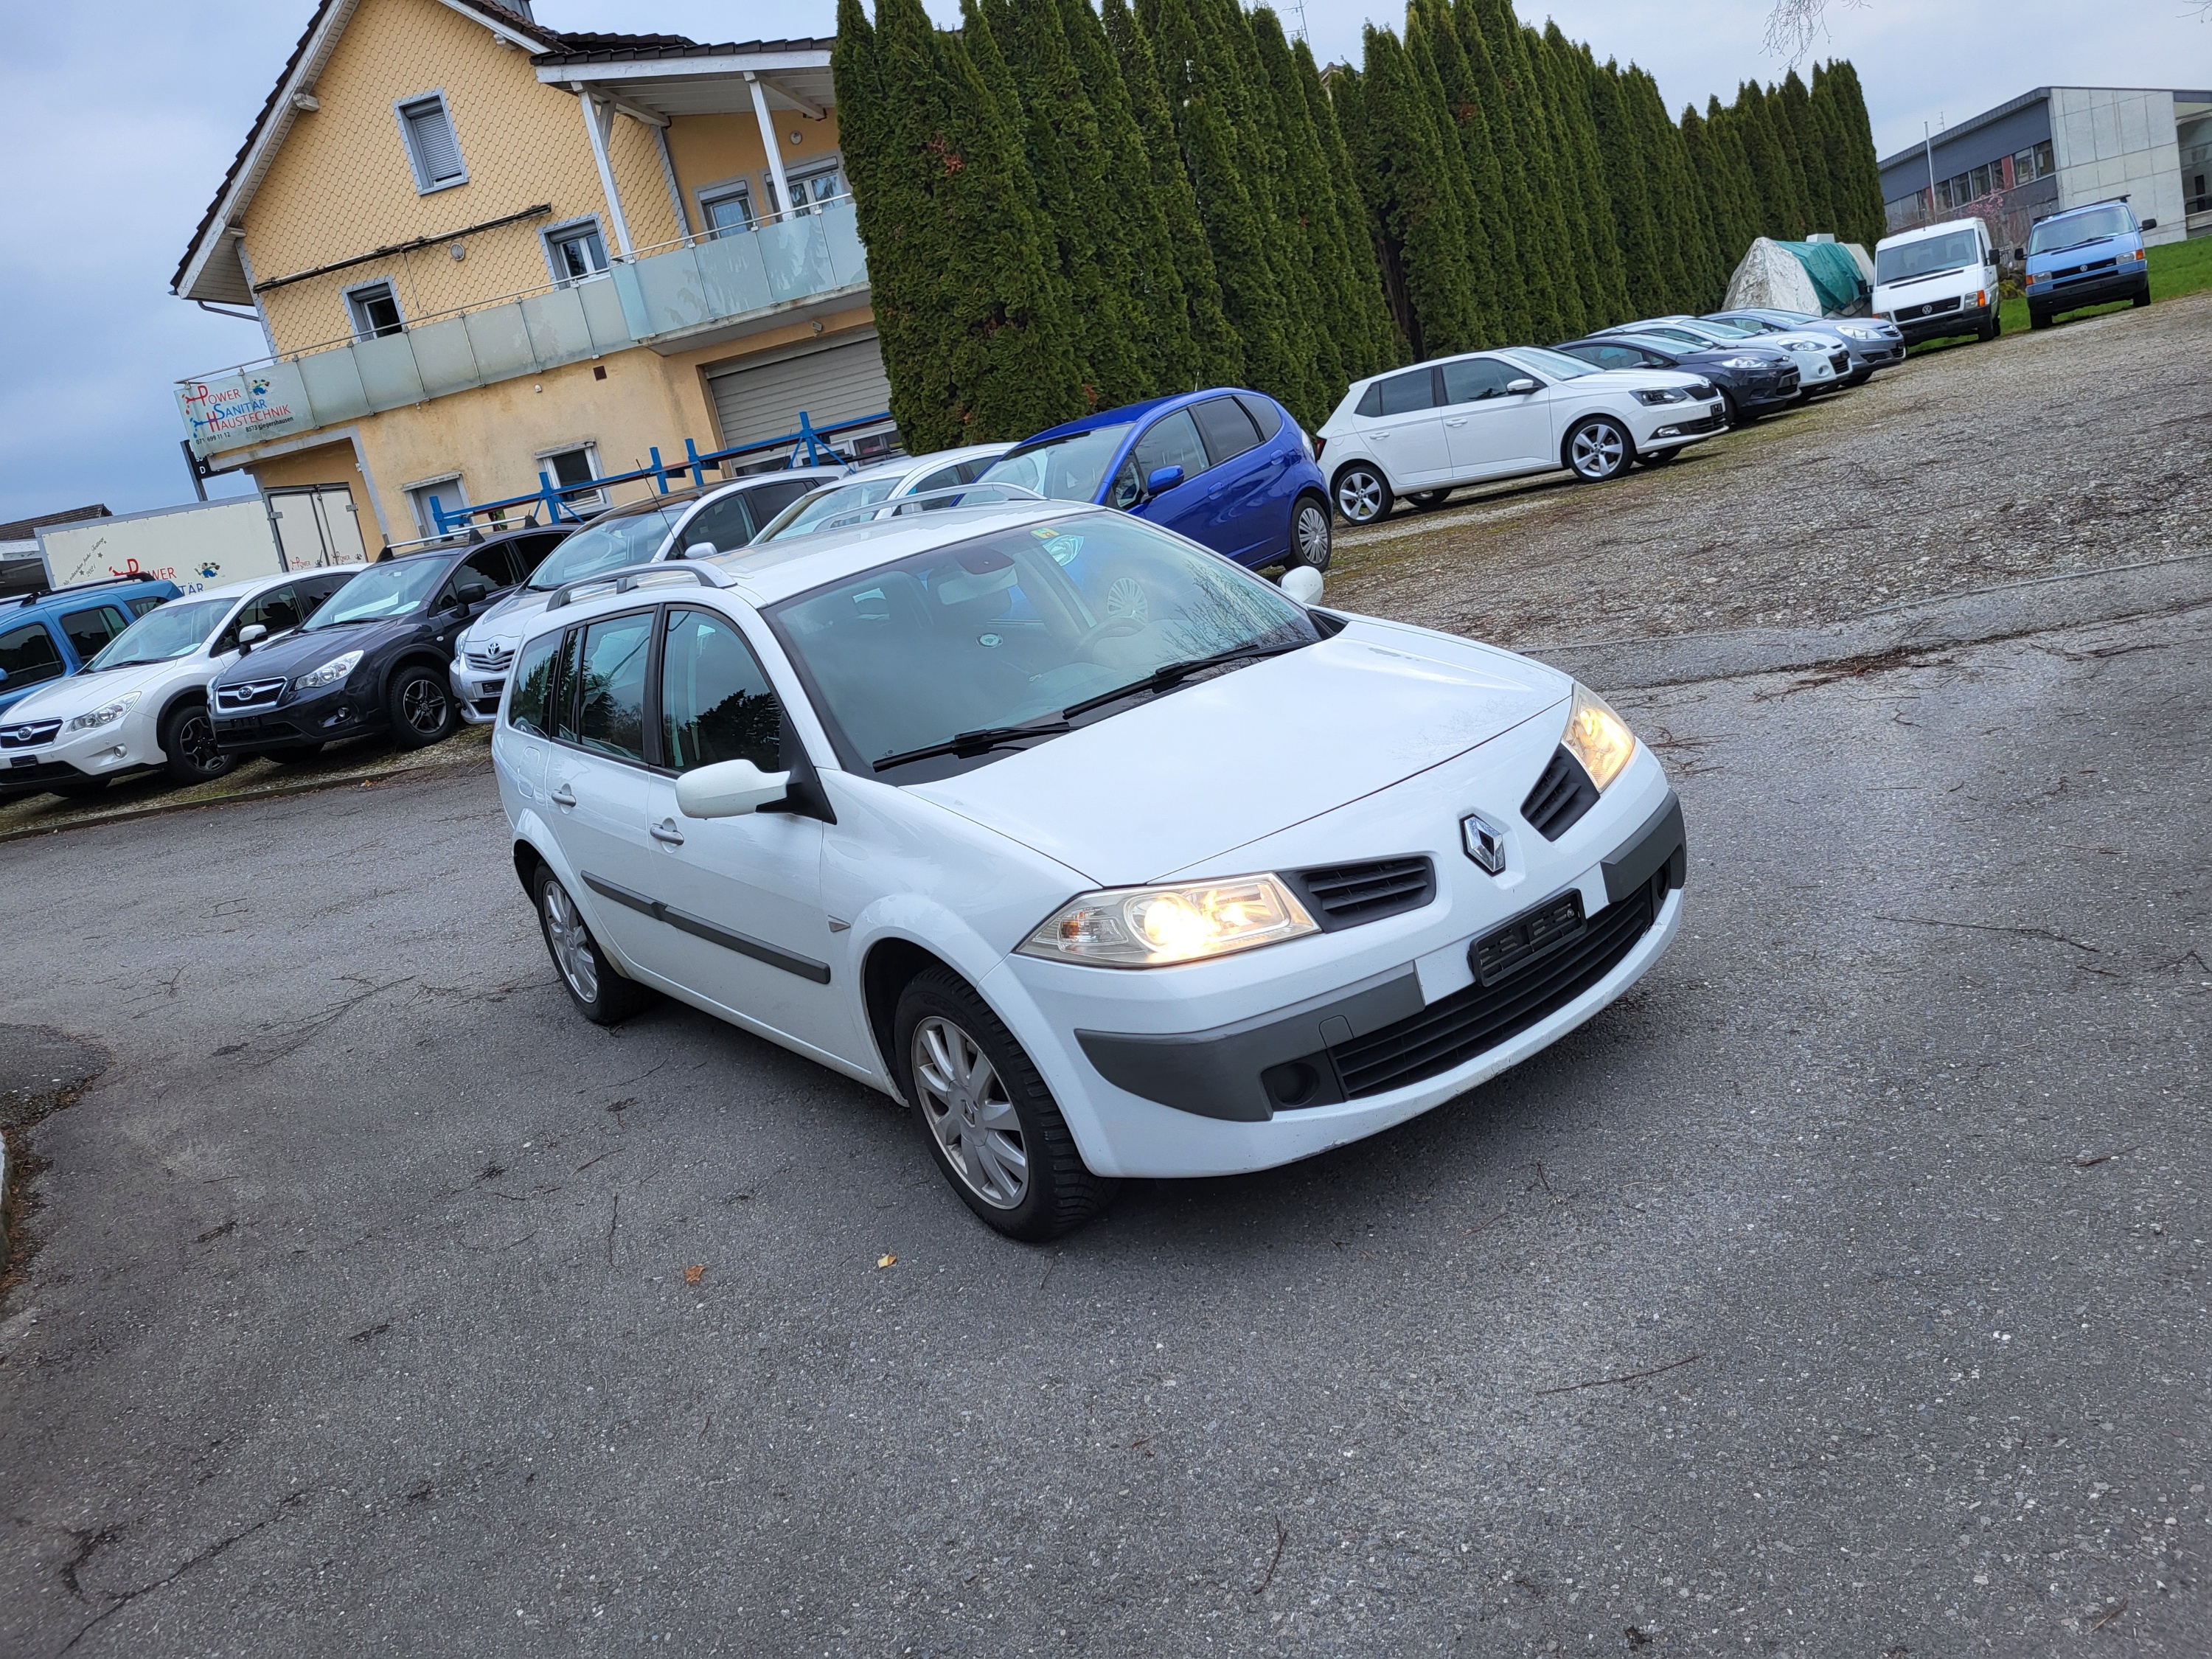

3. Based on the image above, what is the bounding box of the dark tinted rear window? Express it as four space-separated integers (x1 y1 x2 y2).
1234 393 1284 441
508 630 561 737
1368 369 1438 417
1191 397 1262 467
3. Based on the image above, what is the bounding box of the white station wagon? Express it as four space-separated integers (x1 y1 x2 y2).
492 502 1686 1238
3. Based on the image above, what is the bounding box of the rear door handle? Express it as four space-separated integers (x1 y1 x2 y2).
650 819 686 845
1444 418 1469 428
549 785 577 807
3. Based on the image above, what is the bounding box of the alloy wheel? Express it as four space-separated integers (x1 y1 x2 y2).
402 678 448 734
1335 470 1385 524
1294 501 1332 567
912 1015 1028 1209
176 711 223 773
543 881 599 1004
1569 421 1627 480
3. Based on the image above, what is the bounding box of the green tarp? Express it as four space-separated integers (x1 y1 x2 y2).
1778 240 1868 313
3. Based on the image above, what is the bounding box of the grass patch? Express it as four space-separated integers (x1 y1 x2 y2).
1911 235 2212 355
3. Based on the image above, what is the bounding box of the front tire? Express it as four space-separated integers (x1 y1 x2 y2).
894 967 1114 1241
1407 489 1452 510
2131 286 2151 308
388 664 456 749
1286 493 1332 570
160 700 232 785
1565 416 1632 482
2030 309 2052 330
1332 463 1392 526
1640 445 1683 466
533 864 652 1026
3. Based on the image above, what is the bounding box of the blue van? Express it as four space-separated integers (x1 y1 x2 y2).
0 574 180 717
2023 198 2153 330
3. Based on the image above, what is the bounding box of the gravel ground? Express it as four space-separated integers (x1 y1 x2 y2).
1325 291 2212 647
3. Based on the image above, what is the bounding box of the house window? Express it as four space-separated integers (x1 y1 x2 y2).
765 159 846 218
2033 139 2053 178
346 281 404 341
540 445 605 510
698 182 756 238
545 220 610 285
396 93 467 193
406 476 467 539
1969 163 1992 200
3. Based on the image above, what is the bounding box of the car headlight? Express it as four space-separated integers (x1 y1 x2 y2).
2024 271 2046 285
1835 324 1878 341
1018 874 1318 967
1632 387 1690 406
1562 683 1636 792
294 650 364 692
66 693 140 733
1717 355 1770 369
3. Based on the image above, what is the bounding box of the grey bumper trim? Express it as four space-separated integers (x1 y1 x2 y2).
1601 789 1686 905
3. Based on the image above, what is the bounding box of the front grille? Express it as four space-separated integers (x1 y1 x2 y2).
1286 856 1436 931
2056 257 2118 280
1672 414 1723 436
1 720 63 749
464 644 514 672
212 714 303 741
216 677 287 711
1520 748 1599 841
1325 872 1663 1099
1 759 90 785
1900 296 1962 320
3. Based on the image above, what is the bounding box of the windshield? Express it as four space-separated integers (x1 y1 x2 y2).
526 509 683 591
766 513 1318 779
754 477 905 543
977 424 1135 505
305 559 447 627
2029 205 2133 255
1876 229 1982 284
84 598 231 669
1495 346 1599 380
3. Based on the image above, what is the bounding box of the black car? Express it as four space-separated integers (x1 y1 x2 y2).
1552 333 1800 424
207 528 563 759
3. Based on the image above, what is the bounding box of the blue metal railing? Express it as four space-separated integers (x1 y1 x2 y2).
426 409 894 537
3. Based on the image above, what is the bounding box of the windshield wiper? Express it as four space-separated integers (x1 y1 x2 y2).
873 718 1074 773
1061 639 1310 720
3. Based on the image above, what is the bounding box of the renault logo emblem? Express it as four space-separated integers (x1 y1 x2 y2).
1461 811 1506 875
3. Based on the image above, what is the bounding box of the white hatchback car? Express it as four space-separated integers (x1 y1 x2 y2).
750 443 1018 543
0 566 362 798
493 503 1685 1239
1317 346 1725 524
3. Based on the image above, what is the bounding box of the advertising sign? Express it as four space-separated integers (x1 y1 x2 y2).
178 369 302 455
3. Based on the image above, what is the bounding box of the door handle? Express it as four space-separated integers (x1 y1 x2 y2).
1445 418 1469 427
549 785 577 807
650 818 686 846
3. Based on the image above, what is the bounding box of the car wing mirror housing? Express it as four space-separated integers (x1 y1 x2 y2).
237 624 267 653
1280 566 1324 605
1144 465 1185 499
676 541 718 562
675 757 792 819
1506 378 1540 395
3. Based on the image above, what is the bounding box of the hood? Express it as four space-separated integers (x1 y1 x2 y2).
6 657 175 720
213 619 406 686
908 619 1569 886
1583 368 1708 392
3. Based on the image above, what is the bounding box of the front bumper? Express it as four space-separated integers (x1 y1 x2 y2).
2028 268 2148 315
0 714 159 790
1887 298 1992 342
1634 399 1728 449
451 660 507 725
212 682 380 753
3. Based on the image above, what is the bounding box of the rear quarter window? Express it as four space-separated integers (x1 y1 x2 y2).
507 630 562 737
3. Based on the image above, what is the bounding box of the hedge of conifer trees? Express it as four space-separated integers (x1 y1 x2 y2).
832 0 1885 450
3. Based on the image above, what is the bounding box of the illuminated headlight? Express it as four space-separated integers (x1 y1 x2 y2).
294 650 364 692
66 693 140 732
1562 682 1637 792
1018 875 1318 967
1632 387 1691 406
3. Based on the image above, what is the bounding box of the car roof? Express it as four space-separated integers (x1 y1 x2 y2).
1879 218 1986 245
1 577 175 617
1017 387 1279 447
181 565 369 605
702 464 846 495
698 500 1099 607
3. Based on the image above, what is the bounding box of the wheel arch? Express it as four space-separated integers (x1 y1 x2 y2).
1558 408 1638 473
861 935 963 1102
153 682 210 737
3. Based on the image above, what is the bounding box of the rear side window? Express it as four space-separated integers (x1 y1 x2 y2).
439 547 514 608
1191 397 1261 467
507 630 562 737
739 477 815 528
574 611 653 762
1234 394 1283 442
128 596 166 618
0 621 63 689
1366 369 1439 417
660 608 782 773
60 605 129 661
553 627 583 743
509 532 565 577
295 571 354 613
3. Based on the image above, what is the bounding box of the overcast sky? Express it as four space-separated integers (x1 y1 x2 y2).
2 0 2202 527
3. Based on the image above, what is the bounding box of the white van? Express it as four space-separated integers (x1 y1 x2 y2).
1872 218 2001 347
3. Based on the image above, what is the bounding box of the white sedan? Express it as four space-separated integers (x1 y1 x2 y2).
493 504 1685 1239
1316 347 1726 524
0 566 361 798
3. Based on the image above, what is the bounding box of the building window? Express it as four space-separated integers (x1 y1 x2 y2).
396 92 467 194
698 181 757 238
1969 163 1992 200
765 158 846 218
539 445 605 510
346 280 404 341
544 219 610 285
406 476 467 540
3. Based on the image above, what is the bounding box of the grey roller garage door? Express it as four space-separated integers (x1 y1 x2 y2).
706 332 896 458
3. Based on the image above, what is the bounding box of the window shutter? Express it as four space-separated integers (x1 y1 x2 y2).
406 100 464 185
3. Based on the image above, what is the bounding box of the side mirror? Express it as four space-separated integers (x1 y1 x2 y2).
2012 247 2025 262
675 757 791 819
0 667 10 686
1144 465 1185 498
1506 378 1540 395
237 624 267 653
1280 566 1324 605
2141 219 2157 231
679 541 719 561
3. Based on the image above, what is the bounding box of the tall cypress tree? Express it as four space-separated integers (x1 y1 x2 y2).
1552 31 1627 327
1588 59 1664 318
1421 0 1522 343
1627 66 1708 311
1817 60 1886 248
1405 6 1496 347
1683 98 1754 298
1452 0 1547 338
1774 69 1829 234
1525 24 1593 337
1354 24 1481 358
1464 0 1568 341
1734 80 1807 240
1298 41 1400 376
1102 0 1244 386
839 0 1083 448
1223 3 1327 420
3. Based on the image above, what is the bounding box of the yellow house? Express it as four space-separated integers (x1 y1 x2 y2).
170 0 893 551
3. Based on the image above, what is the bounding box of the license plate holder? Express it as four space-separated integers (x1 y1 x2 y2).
9 755 34 768
1470 891 1587 987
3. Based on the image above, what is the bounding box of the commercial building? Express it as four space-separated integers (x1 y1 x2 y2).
170 0 889 549
1877 86 2211 246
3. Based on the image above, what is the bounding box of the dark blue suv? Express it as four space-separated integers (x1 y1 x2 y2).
978 389 1333 571
0 574 181 717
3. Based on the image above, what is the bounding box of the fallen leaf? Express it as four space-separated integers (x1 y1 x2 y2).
682 1265 705 1285
877 1253 897 1269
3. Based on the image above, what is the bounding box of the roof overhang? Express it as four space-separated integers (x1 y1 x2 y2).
534 44 834 122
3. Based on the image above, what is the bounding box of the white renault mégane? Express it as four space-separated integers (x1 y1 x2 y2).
492 502 1685 1239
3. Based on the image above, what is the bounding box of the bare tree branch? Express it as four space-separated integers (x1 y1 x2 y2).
1764 0 1868 65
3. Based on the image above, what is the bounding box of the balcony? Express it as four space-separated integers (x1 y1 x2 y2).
178 199 869 460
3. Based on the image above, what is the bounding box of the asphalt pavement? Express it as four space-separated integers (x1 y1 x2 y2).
1 568 2206 1658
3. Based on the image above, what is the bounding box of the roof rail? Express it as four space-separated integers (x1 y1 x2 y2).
544 562 728 613
789 482 1048 538
0 570 163 610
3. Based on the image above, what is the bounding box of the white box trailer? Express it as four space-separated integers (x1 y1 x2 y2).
35 486 366 597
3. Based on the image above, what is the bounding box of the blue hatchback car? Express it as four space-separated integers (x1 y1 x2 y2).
2023 198 2154 330
0 574 181 719
978 389 1333 572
